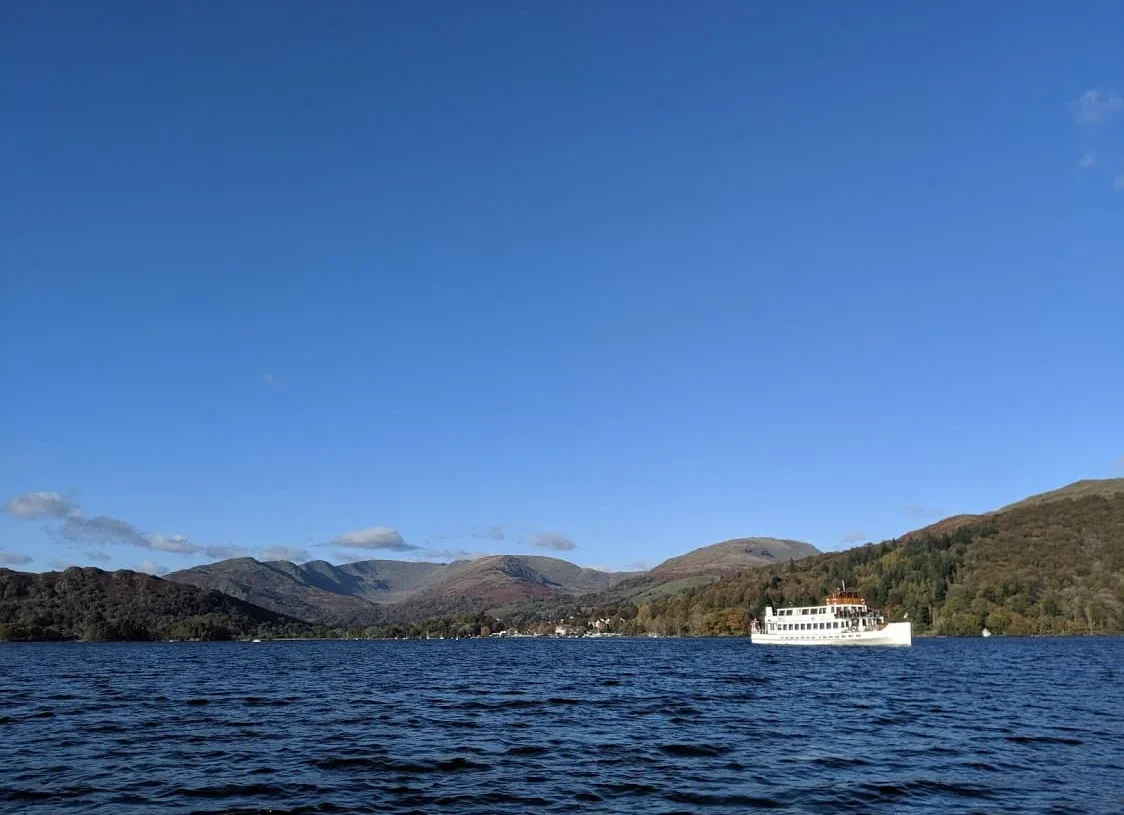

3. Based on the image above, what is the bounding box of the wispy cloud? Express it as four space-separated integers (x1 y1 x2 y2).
146 533 196 553
529 532 576 552
2 491 79 520
263 373 276 385
1114 454 1124 471
331 526 419 552
841 531 868 544
3 489 248 562
260 545 310 562
1073 88 1124 126
906 504 940 518
54 514 243 559
139 559 168 576
423 548 489 561
0 551 33 566
473 525 506 541
622 560 653 572
1070 89 1122 190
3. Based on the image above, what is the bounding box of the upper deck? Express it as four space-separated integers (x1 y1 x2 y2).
763 589 870 620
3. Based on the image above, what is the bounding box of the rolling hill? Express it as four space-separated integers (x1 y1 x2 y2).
0 566 310 641
598 478 1124 637
650 537 820 578
165 538 818 624
164 557 444 624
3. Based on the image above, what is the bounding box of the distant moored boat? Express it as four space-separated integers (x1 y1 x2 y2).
751 587 912 647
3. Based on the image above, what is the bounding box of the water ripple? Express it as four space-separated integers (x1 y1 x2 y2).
1 638 1122 814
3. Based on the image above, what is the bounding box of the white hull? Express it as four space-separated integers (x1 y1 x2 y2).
751 621 912 647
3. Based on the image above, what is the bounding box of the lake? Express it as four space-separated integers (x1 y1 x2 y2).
1 638 1122 814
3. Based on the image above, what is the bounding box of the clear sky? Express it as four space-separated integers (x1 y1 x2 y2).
1 2 1121 575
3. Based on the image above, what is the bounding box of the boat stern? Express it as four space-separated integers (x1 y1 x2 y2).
883 621 912 646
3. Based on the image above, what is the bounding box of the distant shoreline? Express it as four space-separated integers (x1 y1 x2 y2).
5 632 1121 644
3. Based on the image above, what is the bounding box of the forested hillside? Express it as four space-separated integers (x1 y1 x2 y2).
602 490 1124 636
0 567 317 641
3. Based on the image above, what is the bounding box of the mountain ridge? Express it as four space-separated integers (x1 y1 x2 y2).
7 477 1120 639
164 537 819 624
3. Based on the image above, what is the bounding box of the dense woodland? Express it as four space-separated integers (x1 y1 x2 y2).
513 492 1124 637
0 567 321 641
3 490 1121 642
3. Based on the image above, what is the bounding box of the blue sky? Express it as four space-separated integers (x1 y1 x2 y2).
2 2 1122 575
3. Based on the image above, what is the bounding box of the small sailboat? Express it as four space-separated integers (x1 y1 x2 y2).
981 628 992 638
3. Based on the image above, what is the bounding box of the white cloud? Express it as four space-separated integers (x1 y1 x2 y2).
139 559 168 576
331 526 418 551
5 489 250 563
1078 152 1096 168
1073 88 1124 126
1114 174 1124 190
55 513 244 560
0 551 33 566
146 533 196 553
263 373 275 385
2 491 79 519
260 545 310 562
529 532 576 551
841 531 868 544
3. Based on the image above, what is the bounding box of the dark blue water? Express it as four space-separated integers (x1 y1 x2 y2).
2 638 1122 814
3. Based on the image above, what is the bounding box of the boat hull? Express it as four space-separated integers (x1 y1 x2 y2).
751 621 911 647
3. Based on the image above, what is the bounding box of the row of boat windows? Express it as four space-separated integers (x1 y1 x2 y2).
772 622 856 631
775 607 859 616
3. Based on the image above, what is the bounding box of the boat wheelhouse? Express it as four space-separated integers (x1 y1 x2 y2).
750 588 911 646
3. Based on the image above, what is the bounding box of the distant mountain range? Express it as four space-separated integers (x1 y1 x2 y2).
164 537 818 624
2 478 1121 640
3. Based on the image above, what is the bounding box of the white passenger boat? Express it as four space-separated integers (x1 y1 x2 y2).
751 588 911 647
